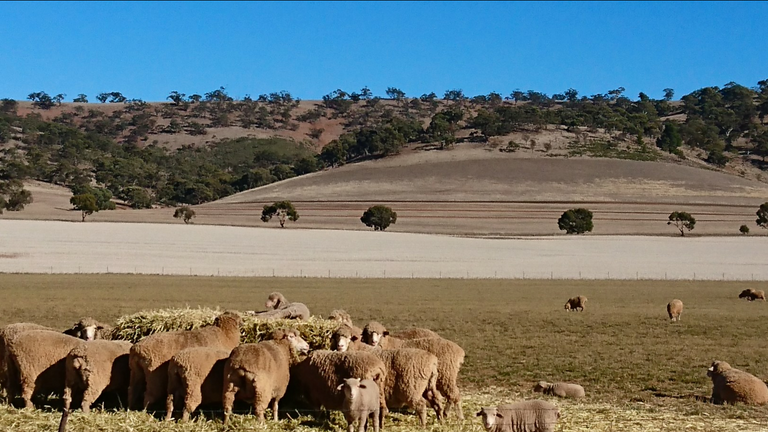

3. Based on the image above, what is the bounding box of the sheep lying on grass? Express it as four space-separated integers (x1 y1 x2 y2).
165 347 230 421
564 296 587 312
64 340 133 413
222 329 310 424
707 360 768 405
666 299 684 322
476 400 560 432
739 289 766 302
250 292 311 321
533 381 585 399
128 311 242 410
63 318 114 341
338 378 381 432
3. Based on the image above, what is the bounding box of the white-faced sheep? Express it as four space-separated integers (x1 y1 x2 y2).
290 350 388 418
165 347 230 421
476 400 560 432
63 318 114 341
739 289 766 302
128 311 242 410
564 296 587 312
5 330 86 408
222 329 310 424
338 378 381 432
533 381 585 399
707 360 768 405
666 299 684 322
250 292 311 321
1 323 54 402
64 340 133 413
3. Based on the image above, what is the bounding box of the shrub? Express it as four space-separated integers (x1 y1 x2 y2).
173 206 196 224
558 208 594 234
740 224 750 235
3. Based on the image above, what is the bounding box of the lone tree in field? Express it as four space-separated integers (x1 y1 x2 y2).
70 193 98 222
261 201 299 228
361 205 398 231
668 211 696 236
740 224 750 235
756 202 768 232
174 206 196 224
557 208 593 234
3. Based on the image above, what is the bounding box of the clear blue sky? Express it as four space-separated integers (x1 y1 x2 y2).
1 1 766 102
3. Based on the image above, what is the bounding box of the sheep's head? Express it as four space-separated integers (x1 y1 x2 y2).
362 321 388 347
476 407 502 431
328 309 353 326
564 302 572 311
739 289 754 298
331 324 361 352
336 377 368 402
533 381 549 393
214 311 243 330
65 317 107 341
708 360 732 377
271 328 310 354
265 292 287 310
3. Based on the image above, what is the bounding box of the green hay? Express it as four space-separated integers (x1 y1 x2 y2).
111 306 340 350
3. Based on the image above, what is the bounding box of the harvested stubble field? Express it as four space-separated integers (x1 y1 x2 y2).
1 275 768 431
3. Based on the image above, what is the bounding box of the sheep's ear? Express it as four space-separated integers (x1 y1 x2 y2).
359 383 367 389
496 413 504 418
350 335 359 342
382 330 389 336
336 384 344 391
476 411 483 417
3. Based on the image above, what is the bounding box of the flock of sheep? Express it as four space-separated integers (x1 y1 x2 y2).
0 289 766 432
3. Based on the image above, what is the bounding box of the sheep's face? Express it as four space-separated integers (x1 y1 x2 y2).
564 302 571 311
333 333 351 352
81 324 98 341
265 292 284 309
533 381 548 393
286 331 310 354
337 378 366 402
708 361 731 377
476 407 501 431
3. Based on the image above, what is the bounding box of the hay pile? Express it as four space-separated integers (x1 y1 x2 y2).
111 306 340 349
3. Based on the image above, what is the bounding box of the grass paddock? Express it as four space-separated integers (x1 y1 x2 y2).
2 274 768 431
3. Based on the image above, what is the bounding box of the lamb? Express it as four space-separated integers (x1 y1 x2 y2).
707 360 768 405
564 296 587 312
337 378 381 432
290 350 388 418
5 330 86 408
251 292 311 321
222 329 310 424
63 340 133 413
533 381 585 399
476 400 560 432
63 318 114 341
1 323 54 402
665 299 684 321
165 347 230 421
739 289 766 302
128 311 242 410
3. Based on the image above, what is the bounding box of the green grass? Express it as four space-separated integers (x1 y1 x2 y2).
2 275 768 431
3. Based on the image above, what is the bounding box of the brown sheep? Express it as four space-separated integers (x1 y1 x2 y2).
1 323 54 402
222 329 310 424
739 289 766 302
707 360 768 405
533 381 585 399
128 311 242 410
6 330 85 408
564 296 587 312
64 340 133 413
328 310 363 338
63 318 114 341
251 292 310 321
165 347 230 421
667 299 684 322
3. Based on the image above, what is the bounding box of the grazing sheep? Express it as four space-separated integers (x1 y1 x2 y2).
476 400 560 432
328 310 363 338
389 328 440 340
6 330 85 408
290 350 388 417
739 289 766 302
63 318 114 341
707 360 768 405
250 292 310 321
338 378 381 432
128 311 242 410
1 323 54 402
64 340 133 413
165 347 230 421
533 381 585 399
564 296 587 312
666 299 684 322
222 329 310 424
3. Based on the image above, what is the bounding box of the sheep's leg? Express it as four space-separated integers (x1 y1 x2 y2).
164 392 174 421
426 390 445 422
81 385 104 414
253 392 268 422
270 398 279 421
358 412 367 432
222 381 238 425
372 407 380 432
19 378 34 409
183 387 202 422
63 385 73 412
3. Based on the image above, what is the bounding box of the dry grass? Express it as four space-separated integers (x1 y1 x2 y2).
2 275 768 430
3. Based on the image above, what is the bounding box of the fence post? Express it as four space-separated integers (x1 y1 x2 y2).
551 271 553 280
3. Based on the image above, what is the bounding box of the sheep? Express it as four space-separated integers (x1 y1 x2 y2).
707 360 768 405
290 350 388 418
251 292 311 321
63 318 114 341
5 330 85 408
222 329 310 424
389 328 440 340
533 381 585 399
331 325 372 353
337 378 381 432
476 400 560 432
564 296 587 312
328 310 363 338
361 321 388 348
666 299 684 322
739 289 766 302
1 323 54 402
63 340 133 413
165 347 230 421
127 311 242 410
